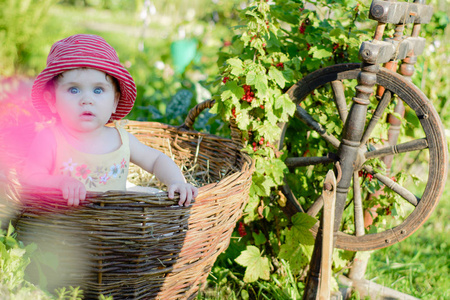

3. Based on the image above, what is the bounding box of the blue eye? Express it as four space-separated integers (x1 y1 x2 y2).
69 87 79 94
94 87 103 94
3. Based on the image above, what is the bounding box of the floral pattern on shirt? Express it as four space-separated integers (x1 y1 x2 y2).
59 157 128 188
109 164 120 178
76 164 91 179
99 174 110 185
62 158 77 173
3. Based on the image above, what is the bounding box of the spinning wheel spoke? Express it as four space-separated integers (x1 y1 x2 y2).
363 165 419 206
352 171 365 237
360 90 392 145
306 195 324 217
285 154 336 168
295 105 340 149
331 80 348 123
365 138 428 160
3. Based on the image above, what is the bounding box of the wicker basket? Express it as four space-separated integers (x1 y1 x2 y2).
6 100 253 299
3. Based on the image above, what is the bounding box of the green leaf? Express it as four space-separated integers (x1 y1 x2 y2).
266 109 278 125
312 48 333 59
247 72 268 96
253 231 267 246
244 192 261 222
236 108 251 129
227 58 243 76
258 121 281 142
333 249 354 270
261 176 276 194
268 66 286 88
368 225 378 234
251 178 267 196
330 28 345 38
208 101 220 114
6 222 14 237
258 158 286 185
292 57 302 70
222 81 244 102
253 170 276 196
269 158 287 184
290 212 318 245
278 241 314 273
5 236 18 249
274 94 296 116
235 246 270 282
282 68 295 84
267 31 283 50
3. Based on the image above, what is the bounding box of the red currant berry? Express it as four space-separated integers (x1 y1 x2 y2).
299 22 306 34
238 222 247 237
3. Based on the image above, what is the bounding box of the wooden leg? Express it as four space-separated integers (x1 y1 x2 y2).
319 170 337 300
303 170 337 300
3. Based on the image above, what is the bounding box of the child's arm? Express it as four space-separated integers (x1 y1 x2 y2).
128 133 198 206
22 129 86 206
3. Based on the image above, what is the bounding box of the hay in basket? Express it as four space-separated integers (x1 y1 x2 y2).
4 100 254 299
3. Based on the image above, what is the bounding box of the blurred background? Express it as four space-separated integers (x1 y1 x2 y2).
0 0 448 131
0 0 248 133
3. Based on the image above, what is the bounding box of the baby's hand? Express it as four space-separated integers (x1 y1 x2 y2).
168 182 198 207
58 177 86 206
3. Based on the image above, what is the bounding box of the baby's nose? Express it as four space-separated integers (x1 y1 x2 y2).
80 94 94 105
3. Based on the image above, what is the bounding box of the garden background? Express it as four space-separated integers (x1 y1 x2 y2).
0 0 449 299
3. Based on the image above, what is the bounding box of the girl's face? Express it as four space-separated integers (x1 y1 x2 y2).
48 69 120 133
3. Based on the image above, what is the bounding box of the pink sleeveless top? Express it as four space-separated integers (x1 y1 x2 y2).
51 124 130 192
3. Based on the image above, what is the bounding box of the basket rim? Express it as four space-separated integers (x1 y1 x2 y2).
13 119 254 207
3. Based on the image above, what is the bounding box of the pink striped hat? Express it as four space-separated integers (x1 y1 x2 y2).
31 34 136 121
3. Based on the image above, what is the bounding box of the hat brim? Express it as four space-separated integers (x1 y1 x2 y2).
31 57 136 121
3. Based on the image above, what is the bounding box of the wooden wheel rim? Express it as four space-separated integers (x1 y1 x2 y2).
280 63 448 251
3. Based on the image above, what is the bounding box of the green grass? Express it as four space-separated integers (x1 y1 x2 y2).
365 178 450 299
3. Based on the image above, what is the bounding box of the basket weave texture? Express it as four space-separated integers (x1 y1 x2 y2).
10 112 253 299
